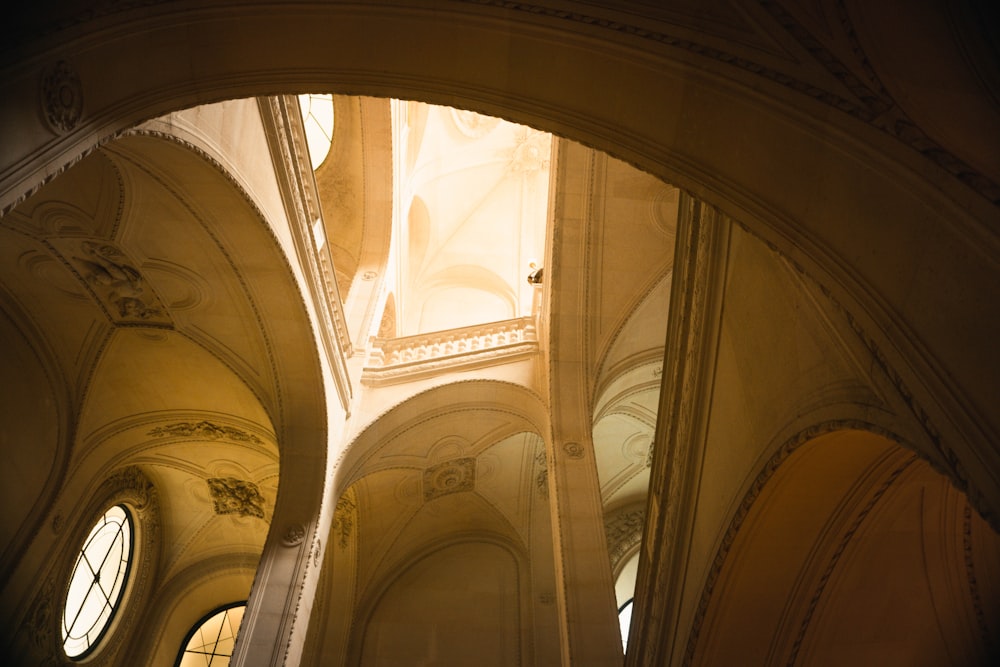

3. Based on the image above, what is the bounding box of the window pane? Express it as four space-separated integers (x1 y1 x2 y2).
62 505 133 658
177 604 247 667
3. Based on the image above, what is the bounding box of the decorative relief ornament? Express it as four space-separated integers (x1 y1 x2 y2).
534 449 549 498
41 60 83 133
282 523 306 547
423 457 476 502
605 506 646 572
509 129 551 174
333 494 356 548
206 477 266 519
108 465 155 511
148 420 263 445
52 239 171 325
563 441 585 459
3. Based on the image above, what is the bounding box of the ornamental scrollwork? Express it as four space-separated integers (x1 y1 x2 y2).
206 477 266 519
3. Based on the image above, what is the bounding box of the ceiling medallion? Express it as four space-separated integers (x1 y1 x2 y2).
41 60 83 133
423 457 476 502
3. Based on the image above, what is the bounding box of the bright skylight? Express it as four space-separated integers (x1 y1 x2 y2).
619 598 633 651
62 505 132 658
299 94 335 170
389 101 551 335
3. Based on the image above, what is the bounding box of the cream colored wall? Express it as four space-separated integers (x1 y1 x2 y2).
1 3 999 666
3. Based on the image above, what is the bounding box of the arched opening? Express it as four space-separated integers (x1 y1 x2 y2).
690 429 1000 667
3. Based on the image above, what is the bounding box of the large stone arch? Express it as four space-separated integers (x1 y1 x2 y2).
686 427 1000 667
1 1 995 521
2 3 999 665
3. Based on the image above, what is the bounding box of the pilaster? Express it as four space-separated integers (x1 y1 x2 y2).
627 194 730 666
543 139 622 665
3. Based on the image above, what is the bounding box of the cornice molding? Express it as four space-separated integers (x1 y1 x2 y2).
258 95 354 415
362 316 538 386
460 0 1000 205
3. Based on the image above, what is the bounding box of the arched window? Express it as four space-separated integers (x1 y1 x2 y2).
618 598 634 651
298 94 334 170
62 504 133 659
176 602 247 667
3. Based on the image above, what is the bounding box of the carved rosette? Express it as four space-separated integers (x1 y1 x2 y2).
282 523 306 547
423 457 476 502
563 441 585 459
41 60 83 133
206 477 266 518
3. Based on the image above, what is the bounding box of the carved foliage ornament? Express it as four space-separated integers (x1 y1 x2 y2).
42 60 83 133
148 420 263 445
206 477 266 519
606 507 646 572
535 450 549 498
333 494 356 548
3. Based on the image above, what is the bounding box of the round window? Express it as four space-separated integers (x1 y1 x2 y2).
62 505 133 658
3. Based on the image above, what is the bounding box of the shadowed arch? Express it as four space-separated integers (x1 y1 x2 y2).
2 2 995 522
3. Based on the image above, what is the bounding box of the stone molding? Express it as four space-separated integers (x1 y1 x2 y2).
257 95 354 414
631 195 730 667
462 0 1000 204
362 316 538 385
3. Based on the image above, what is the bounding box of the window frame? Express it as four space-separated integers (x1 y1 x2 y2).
61 503 135 660
173 600 248 667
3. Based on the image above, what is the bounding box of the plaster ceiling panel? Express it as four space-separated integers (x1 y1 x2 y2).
357 477 523 596
719 226 884 440
145 463 272 582
589 157 675 376
0 150 123 239
0 229 111 399
595 274 672 395
77 329 273 447
105 147 277 409
593 412 653 506
474 431 545 540
352 470 424 586
0 311 61 557
347 409 526 483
